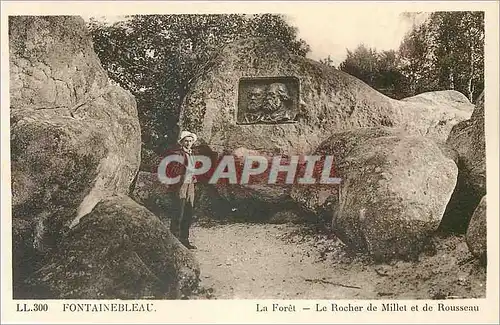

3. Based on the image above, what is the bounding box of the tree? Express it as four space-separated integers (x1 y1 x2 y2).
398 22 437 96
339 45 408 98
375 50 408 99
88 14 310 161
339 44 379 86
337 11 484 101
398 11 484 101
432 11 484 101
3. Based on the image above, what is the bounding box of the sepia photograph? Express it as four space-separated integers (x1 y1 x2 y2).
1 1 499 323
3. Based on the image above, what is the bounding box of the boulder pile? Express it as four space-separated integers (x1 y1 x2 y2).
10 16 199 299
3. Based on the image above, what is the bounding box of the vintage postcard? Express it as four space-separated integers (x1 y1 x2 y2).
1 0 499 324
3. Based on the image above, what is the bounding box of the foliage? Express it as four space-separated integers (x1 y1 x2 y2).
88 14 310 157
339 45 407 99
338 11 484 101
318 55 336 68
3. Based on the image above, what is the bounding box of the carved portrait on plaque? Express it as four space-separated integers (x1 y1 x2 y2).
237 77 300 124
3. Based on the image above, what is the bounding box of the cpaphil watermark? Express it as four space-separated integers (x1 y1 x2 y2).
157 153 341 187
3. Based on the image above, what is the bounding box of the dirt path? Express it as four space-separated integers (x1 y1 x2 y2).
190 223 486 300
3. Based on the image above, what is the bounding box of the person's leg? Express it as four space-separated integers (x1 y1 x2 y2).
180 201 194 247
170 196 184 239
180 184 196 249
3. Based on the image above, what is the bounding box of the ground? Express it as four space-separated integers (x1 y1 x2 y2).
188 222 486 300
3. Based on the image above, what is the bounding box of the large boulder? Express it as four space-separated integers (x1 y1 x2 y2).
25 196 200 299
179 38 473 158
131 171 174 221
9 16 109 109
292 127 458 261
398 90 475 141
177 38 472 213
440 92 486 232
465 195 487 263
206 148 296 221
10 16 199 299
10 16 141 252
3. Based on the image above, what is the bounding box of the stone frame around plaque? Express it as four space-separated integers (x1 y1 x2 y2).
236 76 301 125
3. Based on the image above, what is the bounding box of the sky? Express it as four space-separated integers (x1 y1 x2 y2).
85 10 428 67
286 11 428 66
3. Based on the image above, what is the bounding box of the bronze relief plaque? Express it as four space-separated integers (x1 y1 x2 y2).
237 76 300 125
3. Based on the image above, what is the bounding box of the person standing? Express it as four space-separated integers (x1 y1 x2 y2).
166 130 198 249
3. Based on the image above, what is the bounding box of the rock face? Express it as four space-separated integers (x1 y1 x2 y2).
177 38 471 215
440 92 486 232
292 127 458 261
10 15 140 248
398 90 475 141
26 196 200 299
465 196 487 263
208 148 296 221
10 16 199 299
131 171 175 221
179 38 473 158
9 16 109 110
